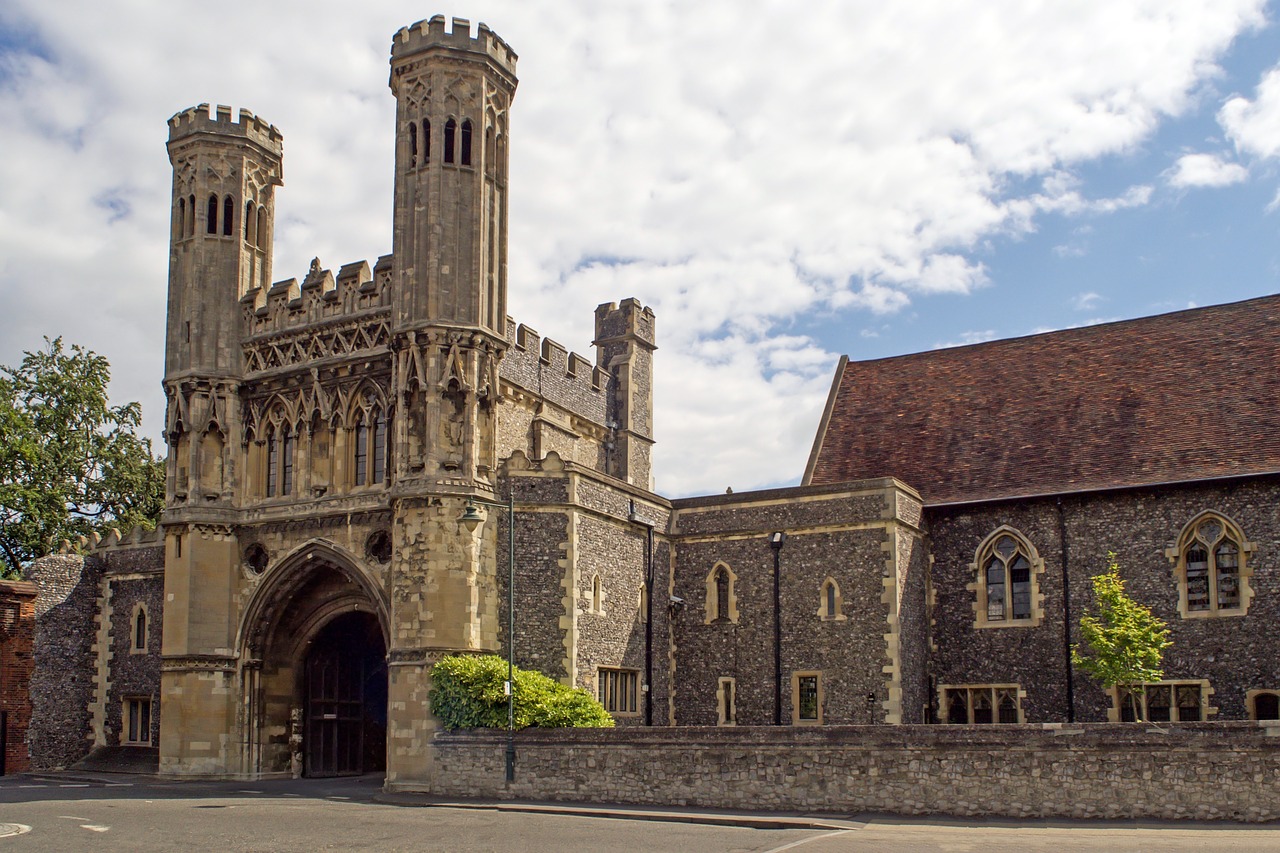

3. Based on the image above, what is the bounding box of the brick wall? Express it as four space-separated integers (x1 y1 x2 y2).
431 723 1280 821
0 580 37 773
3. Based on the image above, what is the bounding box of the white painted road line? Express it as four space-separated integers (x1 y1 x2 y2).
80 824 111 833
0 824 31 838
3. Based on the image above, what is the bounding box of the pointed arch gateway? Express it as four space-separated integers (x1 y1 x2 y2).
237 539 390 778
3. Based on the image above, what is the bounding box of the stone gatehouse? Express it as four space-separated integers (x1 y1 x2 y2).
22 15 1280 789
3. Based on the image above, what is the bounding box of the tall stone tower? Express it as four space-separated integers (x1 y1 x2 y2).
382 16 519 786
389 15 516 484
160 106 283 775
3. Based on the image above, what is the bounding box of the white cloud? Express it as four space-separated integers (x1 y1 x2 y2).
1166 153 1249 187
1073 292 1104 311
0 0 1266 496
1221 65 1280 159
935 330 998 349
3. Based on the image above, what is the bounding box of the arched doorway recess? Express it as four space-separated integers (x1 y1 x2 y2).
239 543 390 778
304 611 387 776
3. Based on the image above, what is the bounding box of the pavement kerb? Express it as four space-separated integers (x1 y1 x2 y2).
372 792 863 830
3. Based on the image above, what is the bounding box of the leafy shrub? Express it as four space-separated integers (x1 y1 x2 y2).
429 654 615 730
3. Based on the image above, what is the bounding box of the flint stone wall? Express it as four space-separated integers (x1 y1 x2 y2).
431 723 1280 822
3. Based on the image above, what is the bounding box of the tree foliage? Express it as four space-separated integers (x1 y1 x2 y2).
430 654 615 730
1071 552 1172 721
0 337 164 576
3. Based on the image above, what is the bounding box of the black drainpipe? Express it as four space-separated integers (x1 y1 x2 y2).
1056 496 1075 723
631 499 656 727
644 523 655 726
770 532 786 725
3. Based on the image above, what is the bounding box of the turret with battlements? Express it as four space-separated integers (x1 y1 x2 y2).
594 299 657 489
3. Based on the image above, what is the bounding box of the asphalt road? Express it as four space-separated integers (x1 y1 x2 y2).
1 773 1279 852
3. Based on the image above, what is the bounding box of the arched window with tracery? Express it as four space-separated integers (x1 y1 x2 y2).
223 195 234 236
971 527 1043 628
408 121 418 168
206 194 218 234
1169 512 1253 617
187 194 196 236
175 197 185 240
423 119 431 162
256 206 268 248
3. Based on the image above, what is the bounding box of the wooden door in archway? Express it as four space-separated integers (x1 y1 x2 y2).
303 611 387 777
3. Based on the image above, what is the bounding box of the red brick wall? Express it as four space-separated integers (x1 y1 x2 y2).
0 580 37 774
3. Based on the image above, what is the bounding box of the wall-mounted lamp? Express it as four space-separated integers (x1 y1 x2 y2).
459 503 485 533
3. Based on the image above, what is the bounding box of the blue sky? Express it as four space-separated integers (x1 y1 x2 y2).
1 1 1278 497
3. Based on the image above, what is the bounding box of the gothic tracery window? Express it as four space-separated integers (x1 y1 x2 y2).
972 528 1042 627
206 193 218 234
1174 513 1249 616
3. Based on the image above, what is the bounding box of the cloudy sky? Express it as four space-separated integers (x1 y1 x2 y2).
3 1 1280 497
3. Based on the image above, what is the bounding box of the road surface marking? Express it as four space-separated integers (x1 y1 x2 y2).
763 830 853 853
0 824 31 838
80 824 111 833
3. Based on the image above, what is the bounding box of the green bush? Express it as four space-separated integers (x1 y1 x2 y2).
429 654 615 730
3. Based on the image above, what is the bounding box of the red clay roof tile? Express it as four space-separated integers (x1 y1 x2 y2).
804 294 1280 504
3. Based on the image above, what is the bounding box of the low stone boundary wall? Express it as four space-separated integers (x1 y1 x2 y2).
427 723 1280 822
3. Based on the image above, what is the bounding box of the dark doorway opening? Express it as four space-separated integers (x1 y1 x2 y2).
304 611 387 777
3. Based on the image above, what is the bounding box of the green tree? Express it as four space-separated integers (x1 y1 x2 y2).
1071 553 1172 722
0 337 164 576
429 654 615 729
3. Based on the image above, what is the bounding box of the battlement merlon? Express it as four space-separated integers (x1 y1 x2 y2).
390 15 518 77
593 298 657 358
167 104 284 161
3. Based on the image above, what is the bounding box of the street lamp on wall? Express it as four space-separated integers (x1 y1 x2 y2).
459 493 517 783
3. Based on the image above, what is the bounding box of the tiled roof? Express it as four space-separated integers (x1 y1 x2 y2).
803 294 1280 504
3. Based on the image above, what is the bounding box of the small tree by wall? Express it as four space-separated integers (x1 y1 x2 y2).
430 654 614 729
1071 553 1172 722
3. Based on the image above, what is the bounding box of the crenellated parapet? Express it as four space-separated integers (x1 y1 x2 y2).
240 256 393 373
58 525 163 555
594 298 657 354
499 318 609 425
390 15 517 76
168 103 283 156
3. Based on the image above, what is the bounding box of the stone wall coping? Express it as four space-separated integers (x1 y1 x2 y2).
0 579 38 597
435 721 1280 750
670 478 921 511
